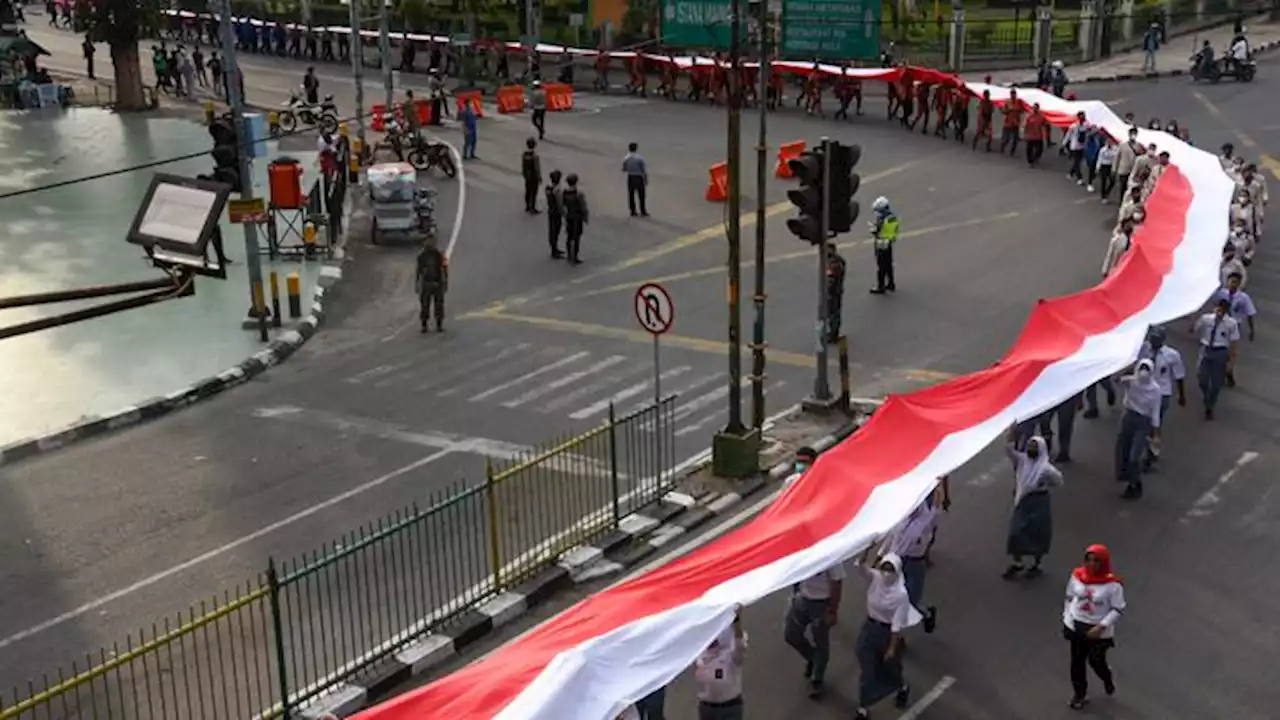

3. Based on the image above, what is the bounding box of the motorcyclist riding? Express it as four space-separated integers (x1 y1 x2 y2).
1229 29 1250 75
1194 40 1214 75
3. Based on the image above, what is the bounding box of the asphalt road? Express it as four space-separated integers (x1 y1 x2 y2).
2 24 1256 714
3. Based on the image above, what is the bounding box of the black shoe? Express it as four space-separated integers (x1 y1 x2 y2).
1069 696 1088 710
869 288 887 295
887 285 897 292
435 322 444 332
923 606 937 634
1226 372 1236 388
855 709 870 719
630 211 638 216
804 660 814 679
1024 566 1043 579
1104 677 1116 696
1082 409 1100 419
1121 484 1140 500
570 258 582 265
808 679 824 698
550 250 563 258
1205 407 1214 420
894 686 910 709
420 323 429 334
1001 564 1023 580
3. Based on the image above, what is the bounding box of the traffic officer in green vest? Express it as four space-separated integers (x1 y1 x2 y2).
868 195 901 295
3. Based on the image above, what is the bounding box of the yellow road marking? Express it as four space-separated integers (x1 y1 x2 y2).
545 211 1022 302
569 156 938 285
467 309 954 382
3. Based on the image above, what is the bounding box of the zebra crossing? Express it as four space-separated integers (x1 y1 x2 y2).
343 338 788 436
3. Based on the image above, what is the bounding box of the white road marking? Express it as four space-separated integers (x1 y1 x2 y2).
501 356 629 408
674 382 785 438
899 676 958 719
426 342 534 395
0 448 456 654
673 378 752 421
538 363 652 413
468 351 590 402
1183 451 1260 521
569 367 693 420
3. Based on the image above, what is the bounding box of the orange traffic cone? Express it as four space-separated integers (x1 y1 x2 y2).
705 162 728 202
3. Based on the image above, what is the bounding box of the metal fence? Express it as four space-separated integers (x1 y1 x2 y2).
0 398 677 719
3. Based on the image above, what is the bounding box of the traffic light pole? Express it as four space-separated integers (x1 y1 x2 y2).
379 0 393 109
349 0 366 149
711 0 761 479
810 137 834 403
217 0 269 343
750 1 769 431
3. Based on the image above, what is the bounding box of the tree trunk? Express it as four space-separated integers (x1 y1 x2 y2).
111 41 148 110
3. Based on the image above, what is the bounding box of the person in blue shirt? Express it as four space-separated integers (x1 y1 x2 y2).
461 100 478 160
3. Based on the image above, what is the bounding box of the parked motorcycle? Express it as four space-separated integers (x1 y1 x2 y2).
1190 54 1256 83
279 90 340 134
407 138 458 179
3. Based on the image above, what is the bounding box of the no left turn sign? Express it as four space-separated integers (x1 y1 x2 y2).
634 283 674 335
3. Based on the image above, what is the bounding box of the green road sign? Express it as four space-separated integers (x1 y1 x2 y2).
781 0 882 60
660 0 746 50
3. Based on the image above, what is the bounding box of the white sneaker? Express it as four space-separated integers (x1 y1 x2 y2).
1087 185 1095 192
1076 179 1084 186
1101 197 1109 204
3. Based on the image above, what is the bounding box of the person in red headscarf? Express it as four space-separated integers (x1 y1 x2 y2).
1062 544 1125 710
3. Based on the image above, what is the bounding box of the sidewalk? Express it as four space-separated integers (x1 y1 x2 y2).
983 14 1280 85
0 108 338 450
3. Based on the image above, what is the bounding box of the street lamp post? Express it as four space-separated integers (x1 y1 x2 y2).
750 0 769 430
712 0 762 479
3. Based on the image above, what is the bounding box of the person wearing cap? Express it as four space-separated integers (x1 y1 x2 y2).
529 79 548 140
694 612 747 719
868 196 900 295
561 173 589 265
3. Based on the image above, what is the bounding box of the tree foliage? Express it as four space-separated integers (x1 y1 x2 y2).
400 0 431 32
75 0 164 110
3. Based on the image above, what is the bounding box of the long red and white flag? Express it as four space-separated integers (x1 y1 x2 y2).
354 74 1235 720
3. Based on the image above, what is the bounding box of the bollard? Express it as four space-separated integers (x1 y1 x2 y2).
303 221 317 259
268 111 281 138
836 336 852 416
348 139 362 184
269 271 283 328
204 99 216 125
286 272 302 319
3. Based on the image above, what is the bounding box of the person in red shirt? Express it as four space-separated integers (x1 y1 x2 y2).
886 72 900 120
950 88 970 142
999 88 1024 156
594 49 610 93
628 54 646 97
911 80 930 133
972 89 994 151
658 55 679 100
897 69 914 127
932 84 951 138
805 63 824 116
1023 103 1049 166
768 68 784 110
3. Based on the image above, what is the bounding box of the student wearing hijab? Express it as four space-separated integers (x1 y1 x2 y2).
694 613 747 719
852 549 920 719
1003 428 1063 579
1115 359 1162 499
1062 544 1125 710
888 486 945 633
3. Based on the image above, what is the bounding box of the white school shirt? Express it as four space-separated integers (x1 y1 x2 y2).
797 562 847 600
1063 577 1126 639
1097 144 1118 167
1101 231 1131 277
1212 288 1257 327
1138 343 1186 397
694 634 747 703
1193 312 1241 349
888 505 941 559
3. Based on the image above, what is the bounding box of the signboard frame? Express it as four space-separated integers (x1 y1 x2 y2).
780 0 883 61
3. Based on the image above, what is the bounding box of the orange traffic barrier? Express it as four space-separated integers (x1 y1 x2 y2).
455 90 484 117
775 140 807 179
496 86 526 114
370 103 387 132
543 83 574 111
705 162 728 202
413 99 435 126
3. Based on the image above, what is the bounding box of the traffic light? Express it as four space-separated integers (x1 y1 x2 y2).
785 147 825 244
207 117 242 190
827 141 862 234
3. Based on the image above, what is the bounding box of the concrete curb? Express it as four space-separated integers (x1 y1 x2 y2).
0 197 355 467
293 401 883 719
1009 38 1280 87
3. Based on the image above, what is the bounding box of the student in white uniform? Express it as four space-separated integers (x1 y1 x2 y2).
694 614 747 720
1192 296 1241 420
888 486 945 633
1137 326 1186 473
852 550 920 719
1063 544 1125 710
784 559 843 697
1003 430 1063 579
1214 271 1257 389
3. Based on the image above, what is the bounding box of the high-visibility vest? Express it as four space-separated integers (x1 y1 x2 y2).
875 214 900 248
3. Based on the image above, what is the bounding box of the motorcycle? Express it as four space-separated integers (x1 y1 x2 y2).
1190 53 1256 83
407 137 458 179
279 90 340 134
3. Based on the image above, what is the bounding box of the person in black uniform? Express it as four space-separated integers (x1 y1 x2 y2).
545 170 564 258
415 242 448 332
303 66 320 105
825 245 846 343
561 174 589 265
522 138 542 214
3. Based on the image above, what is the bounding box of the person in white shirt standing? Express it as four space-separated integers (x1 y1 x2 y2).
1065 112 1089 185
1095 137 1118 202
1063 544 1125 710
695 613 747 719
1138 327 1186 474
1101 215 1140 278
1192 296 1241 420
888 487 945 634
1214 272 1257 389
785 558 843 698
852 550 919 719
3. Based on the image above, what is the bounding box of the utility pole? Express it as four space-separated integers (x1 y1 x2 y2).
810 137 834 404
349 0 366 149
216 0 269 342
712 0 761 479
378 0 393 109
750 0 769 430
